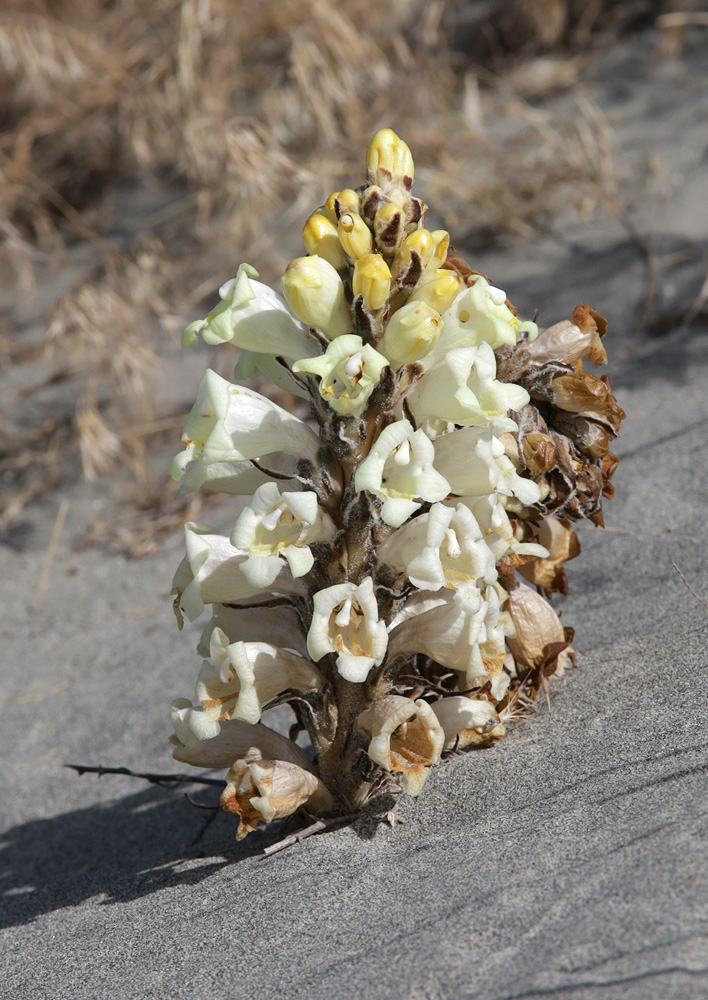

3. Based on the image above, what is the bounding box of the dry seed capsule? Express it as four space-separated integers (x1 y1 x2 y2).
281 255 353 340
374 202 404 252
366 128 414 190
352 253 392 312
338 213 374 261
409 268 462 314
378 301 443 368
302 213 348 270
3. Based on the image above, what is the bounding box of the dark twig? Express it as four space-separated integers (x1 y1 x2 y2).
65 763 225 788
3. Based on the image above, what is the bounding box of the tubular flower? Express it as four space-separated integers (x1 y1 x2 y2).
293 335 389 416
168 128 624 837
307 577 388 683
230 483 335 588
354 420 451 527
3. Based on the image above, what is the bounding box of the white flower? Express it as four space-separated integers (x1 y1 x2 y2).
406 342 529 431
307 577 388 682
170 369 322 484
460 494 549 562
428 275 538 357
194 627 324 725
181 262 319 361
170 711 316 771
432 427 543 508
388 586 512 700
220 751 334 840
230 483 335 588
281 255 353 339
377 501 497 607
197 602 308 659
357 695 444 796
431 696 505 750
354 419 451 527
172 521 302 623
293 335 389 416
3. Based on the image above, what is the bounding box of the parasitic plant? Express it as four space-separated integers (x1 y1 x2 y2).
169 129 624 839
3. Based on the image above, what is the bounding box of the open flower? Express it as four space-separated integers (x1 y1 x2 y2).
293 335 389 415
171 521 302 623
406 342 529 431
307 577 388 682
194 627 324 725
354 419 451 527
357 695 444 796
221 752 334 841
377 502 497 605
430 275 538 355
230 483 335 588
182 262 318 361
431 697 505 750
388 586 513 699
170 369 323 486
432 427 543 508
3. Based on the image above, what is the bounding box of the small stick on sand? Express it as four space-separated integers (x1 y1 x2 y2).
65 763 225 788
672 561 708 612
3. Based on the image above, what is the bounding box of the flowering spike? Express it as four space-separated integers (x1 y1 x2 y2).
169 128 624 837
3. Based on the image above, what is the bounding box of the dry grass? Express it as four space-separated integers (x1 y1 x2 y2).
0 0 672 549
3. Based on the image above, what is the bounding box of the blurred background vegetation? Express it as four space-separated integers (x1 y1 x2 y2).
0 0 702 552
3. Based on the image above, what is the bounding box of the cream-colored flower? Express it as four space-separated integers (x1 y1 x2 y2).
357 695 444 796
221 751 334 840
406 342 529 431
460 494 549 562
197 602 308 659
377 502 497 608
230 483 335 588
388 586 512 700
281 255 353 339
182 263 318 361
354 419 451 527
195 627 324 725
170 711 315 770
432 428 543 508
307 577 388 682
430 275 538 356
170 369 322 485
171 521 301 623
293 335 389 416
431 696 505 749
366 128 415 191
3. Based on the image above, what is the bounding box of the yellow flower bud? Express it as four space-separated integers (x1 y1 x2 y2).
338 213 373 261
366 128 415 190
429 230 450 270
391 228 435 278
281 255 353 340
324 192 340 224
378 301 443 368
302 213 348 270
352 253 392 312
373 201 404 251
325 188 361 223
409 268 462 314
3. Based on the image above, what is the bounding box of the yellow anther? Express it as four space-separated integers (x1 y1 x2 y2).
352 253 392 312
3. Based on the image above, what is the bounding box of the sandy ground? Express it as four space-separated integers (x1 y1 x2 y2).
2 25 708 1000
